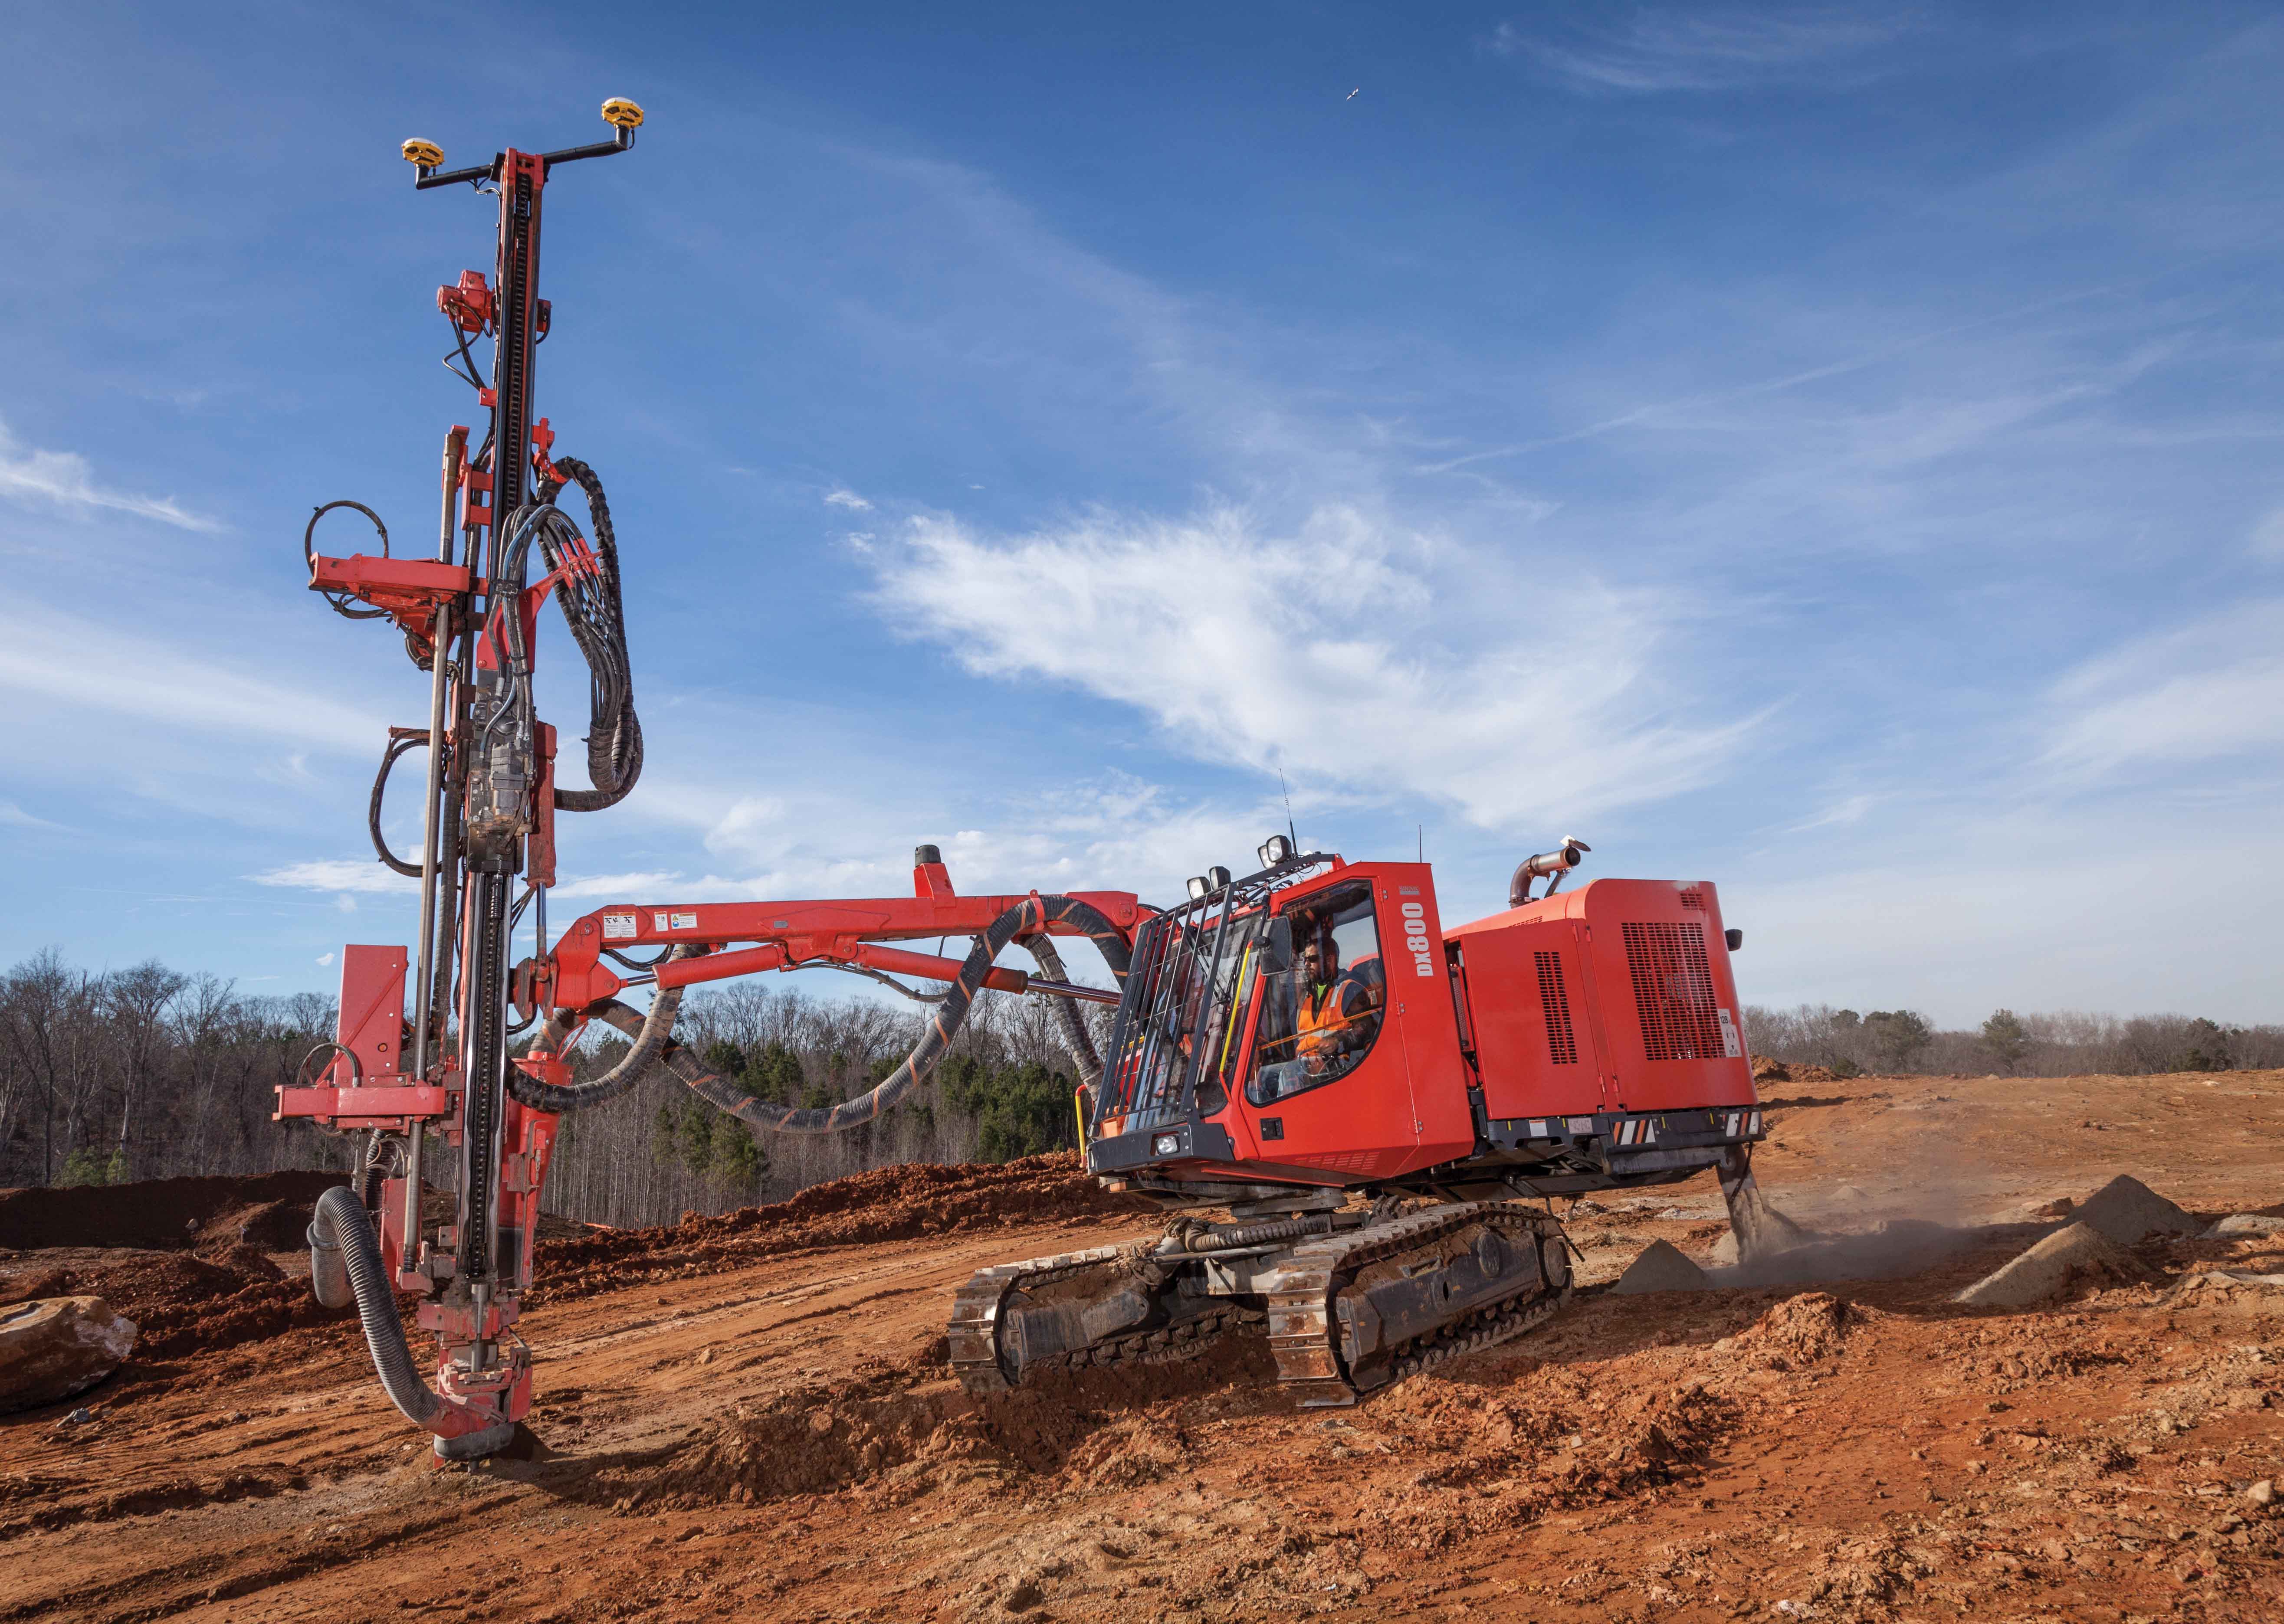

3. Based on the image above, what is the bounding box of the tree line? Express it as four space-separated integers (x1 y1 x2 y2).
0 949 1104 1228
7 947 2276 1220
1742 1004 2284 1079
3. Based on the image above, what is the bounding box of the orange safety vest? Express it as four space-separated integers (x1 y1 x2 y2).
1296 979 1363 1057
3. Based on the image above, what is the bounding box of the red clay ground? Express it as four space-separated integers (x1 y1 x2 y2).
2 1071 2281 1623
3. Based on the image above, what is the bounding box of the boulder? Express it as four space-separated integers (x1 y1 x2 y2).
2205 1215 2284 1240
1953 1222 2148 1309
0 1297 138 1413
1612 1240 1712 1295
2074 1175 2199 1246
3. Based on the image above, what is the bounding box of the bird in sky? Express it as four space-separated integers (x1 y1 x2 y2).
1345 88 1360 101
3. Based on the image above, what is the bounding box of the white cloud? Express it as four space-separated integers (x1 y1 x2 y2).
0 800 65 831
334 893 357 913
824 488 873 511
250 859 418 895
1491 7 1916 95
870 504 1744 832
0 596 377 750
315 952 335 968
2041 601 2284 778
1784 792 1880 834
549 870 689 901
0 417 221 532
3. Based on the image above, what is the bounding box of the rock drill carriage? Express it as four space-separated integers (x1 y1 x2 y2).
279 104 1774 1453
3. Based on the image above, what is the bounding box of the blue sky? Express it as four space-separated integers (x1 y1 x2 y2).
3 3 2279 1025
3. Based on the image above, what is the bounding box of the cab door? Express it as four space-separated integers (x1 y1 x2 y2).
1223 869 1420 1180
1377 864 1475 1169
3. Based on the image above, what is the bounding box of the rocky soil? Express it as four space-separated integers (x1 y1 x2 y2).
1 1069 2280 1622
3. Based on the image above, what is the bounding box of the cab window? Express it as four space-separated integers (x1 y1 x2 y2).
1245 881 1387 1107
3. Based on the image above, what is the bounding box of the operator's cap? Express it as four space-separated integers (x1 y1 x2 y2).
401 138 444 167
601 98 645 130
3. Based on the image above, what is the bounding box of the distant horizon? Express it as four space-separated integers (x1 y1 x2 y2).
3 3 2280 1028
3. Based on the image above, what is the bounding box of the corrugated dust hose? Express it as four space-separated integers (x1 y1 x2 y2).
506 895 1130 1132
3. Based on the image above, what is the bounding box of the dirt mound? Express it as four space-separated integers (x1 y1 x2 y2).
1752 1057 1838 1086
1731 1290 1866 1366
0 1249 333 1362
1361 1368 1740 1549
599 1327 1275 1513
0 1170 344 1252
1612 1239 1712 1294
534 1152 1154 1300
1953 1221 2150 1309
2075 1174 2201 1245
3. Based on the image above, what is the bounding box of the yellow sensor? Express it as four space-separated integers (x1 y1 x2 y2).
401 138 444 168
601 98 645 131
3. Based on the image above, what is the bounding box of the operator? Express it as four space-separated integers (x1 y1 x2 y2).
1294 931 1374 1075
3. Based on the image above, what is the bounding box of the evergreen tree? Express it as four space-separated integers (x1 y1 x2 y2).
1981 1008 2030 1074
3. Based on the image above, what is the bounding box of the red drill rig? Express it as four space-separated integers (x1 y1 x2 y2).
284 105 1782 1454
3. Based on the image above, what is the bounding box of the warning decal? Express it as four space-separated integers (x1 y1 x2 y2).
1717 1008 1743 1059
602 913 637 940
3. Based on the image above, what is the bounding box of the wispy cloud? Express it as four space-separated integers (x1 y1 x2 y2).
2040 601 2284 780
0 800 66 831
0 417 221 532
549 870 689 901
0 597 377 750
1491 6 1918 95
871 503 1746 831
1784 792 1881 834
824 488 873 511
250 859 418 895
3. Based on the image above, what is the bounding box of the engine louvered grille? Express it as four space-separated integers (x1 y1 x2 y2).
1621 921 1723 1062
1678 888 1705 910
1533 950 1578 1065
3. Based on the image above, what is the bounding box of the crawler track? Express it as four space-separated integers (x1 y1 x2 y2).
948 1244 1250 1394
1264 1202 1571 1406
951 1202 1572 1404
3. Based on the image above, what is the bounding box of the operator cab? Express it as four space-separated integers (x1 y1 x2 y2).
1084 834 1765 1210
1249 881 1385 1105
1086 838 1471 1196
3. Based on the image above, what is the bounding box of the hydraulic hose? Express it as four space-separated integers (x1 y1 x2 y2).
513 896 1132 1134
505 944 702 1114
366 734 427 878
308 1185 490 1441
1024 933 1103 1090
676 895 1131 1133
537 458 643 812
